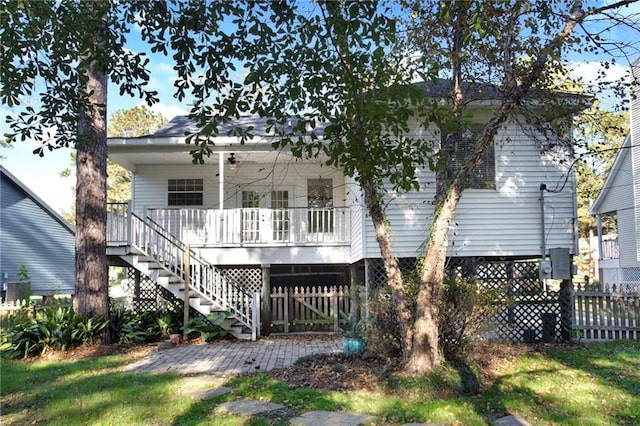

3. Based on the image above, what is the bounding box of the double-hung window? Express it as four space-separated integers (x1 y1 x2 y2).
443 124 496 190
168 178 204 206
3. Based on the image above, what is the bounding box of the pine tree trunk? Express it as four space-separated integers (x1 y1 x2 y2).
73 54 110 342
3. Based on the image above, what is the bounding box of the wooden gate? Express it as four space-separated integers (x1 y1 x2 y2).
270 285 350 333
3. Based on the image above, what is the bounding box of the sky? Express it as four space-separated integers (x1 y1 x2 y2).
1 1 639 216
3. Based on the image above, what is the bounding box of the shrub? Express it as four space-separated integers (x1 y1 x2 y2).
438 276 500 361
184 311 232 341
109 305 165 344
1 306 108 359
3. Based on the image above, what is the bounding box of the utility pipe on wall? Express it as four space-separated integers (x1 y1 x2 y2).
539 183 547 259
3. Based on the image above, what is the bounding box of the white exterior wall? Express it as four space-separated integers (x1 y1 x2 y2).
631 59 640 262
362 117 577 259
346 176 366 262
132 161 345 213
617 208 639 268
593 147 634 214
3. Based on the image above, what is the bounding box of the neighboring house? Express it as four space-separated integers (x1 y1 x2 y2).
0 165 75 298
107 85 585 339
589 59 640 289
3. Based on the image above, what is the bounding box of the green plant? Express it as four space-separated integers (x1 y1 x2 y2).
184 312 231 341
1 306 108 358
109 305 161 344
438 276 501 361
16 264 33 304
157 308 183 337
339 311 369 340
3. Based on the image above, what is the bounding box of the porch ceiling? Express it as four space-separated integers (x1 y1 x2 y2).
108 144 296 171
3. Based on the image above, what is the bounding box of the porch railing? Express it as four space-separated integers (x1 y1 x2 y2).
144 206 350 246
601 238 619 260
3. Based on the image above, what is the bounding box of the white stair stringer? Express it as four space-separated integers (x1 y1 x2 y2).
112 212 260 340
119 252 254 340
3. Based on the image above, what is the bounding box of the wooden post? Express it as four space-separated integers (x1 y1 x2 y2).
284 287 289 334
183 245 190 341
559 278 573 341
261 264 271 335
349 264 359 322
332 288 339 331
133 269 141 312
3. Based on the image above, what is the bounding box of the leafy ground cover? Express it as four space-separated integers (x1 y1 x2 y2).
1 340 638 425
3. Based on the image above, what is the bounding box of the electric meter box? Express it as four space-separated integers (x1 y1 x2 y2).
550 247 572 280
539 260 552 280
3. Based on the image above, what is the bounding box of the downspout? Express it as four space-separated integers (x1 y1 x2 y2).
539 183 547 260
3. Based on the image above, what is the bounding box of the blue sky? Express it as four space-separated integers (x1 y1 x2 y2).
1 1 638 215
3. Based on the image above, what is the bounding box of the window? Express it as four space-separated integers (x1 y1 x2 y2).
442 124 495 189
307 179 333 232
271 191 289 241
168 178 203 206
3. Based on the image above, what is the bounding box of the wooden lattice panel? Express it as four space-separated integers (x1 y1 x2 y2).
223 267 262 294
366 257 562 343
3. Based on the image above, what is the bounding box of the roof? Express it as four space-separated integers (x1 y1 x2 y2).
0 164 75 234
151 115 329 139
588 133 632 216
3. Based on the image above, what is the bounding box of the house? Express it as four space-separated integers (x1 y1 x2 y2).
589 58 640 291
0 165 75 299
107 88 585 340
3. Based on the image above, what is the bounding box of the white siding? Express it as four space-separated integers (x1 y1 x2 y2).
362 118 576 259
631 60 640 261
132 161 344 214
347 177 366 262
592 146 634 214
618 208 639 268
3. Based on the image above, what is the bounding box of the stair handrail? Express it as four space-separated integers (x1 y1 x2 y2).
127 211 256 332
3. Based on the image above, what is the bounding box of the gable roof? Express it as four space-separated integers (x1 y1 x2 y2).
588 133 632 216
0 164 75 234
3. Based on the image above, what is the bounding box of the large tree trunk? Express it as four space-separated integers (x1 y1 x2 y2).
73 53 110 340
363 184 414 357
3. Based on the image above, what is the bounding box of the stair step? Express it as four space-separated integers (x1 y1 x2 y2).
118 240 256 340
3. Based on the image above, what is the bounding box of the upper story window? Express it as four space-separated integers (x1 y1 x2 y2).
168 178 203 206
443 124 496 190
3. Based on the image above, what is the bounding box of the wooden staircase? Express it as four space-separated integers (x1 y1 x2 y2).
107 203 260 340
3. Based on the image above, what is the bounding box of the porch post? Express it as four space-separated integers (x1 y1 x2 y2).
219 152 225 242
183 245 191 342
596 214 603 283
261 264 271 335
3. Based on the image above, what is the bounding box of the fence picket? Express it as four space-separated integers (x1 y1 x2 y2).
268 284 352 333
572 288 640 342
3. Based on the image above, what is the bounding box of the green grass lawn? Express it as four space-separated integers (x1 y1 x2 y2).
1 340 638 425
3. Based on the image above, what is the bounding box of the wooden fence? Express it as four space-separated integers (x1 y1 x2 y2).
270 285 351 333
572 289 640 341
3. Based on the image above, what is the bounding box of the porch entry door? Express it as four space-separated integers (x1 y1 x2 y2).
241 190 290 243
307 179 334 233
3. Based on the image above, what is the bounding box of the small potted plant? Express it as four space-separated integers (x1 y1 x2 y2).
340 312 367 354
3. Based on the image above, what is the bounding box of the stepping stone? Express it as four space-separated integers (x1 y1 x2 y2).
216 399 285 416
290 410 375 426
185 387 233 399
493 415 532 426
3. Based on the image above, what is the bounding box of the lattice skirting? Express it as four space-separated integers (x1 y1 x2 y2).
124 267 262 313
365 256 563 343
